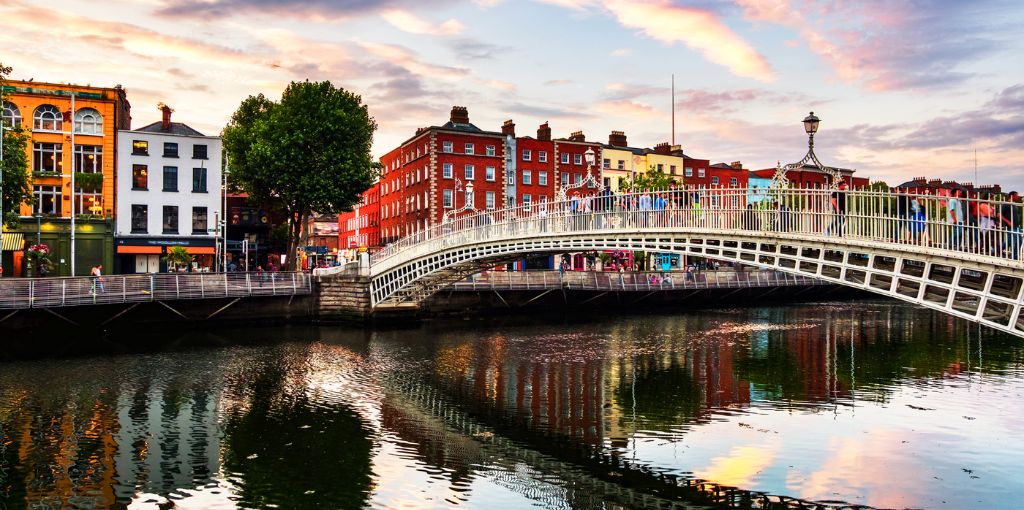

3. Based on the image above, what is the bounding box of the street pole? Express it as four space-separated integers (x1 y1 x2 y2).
222 155 229 272
69 92 76 276
1 112 5 278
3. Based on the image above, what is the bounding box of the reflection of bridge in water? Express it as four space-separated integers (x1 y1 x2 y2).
380 369 858 509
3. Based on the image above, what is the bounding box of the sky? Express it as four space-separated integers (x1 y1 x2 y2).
2 0 1022 188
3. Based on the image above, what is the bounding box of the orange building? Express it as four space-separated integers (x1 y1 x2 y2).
1 80 131 276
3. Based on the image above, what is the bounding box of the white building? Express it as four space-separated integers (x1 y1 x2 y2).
115 106 222 273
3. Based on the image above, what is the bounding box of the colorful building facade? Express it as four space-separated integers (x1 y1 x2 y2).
1 80 131 276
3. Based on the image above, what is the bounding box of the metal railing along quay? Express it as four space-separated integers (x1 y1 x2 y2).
450 269 827 292
0 272 312 310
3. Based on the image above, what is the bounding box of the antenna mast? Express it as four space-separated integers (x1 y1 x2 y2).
671 74 675 146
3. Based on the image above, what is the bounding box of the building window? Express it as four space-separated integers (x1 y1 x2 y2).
75 145 102 174
522 149 531 161
464 164 474 180
507 170 515 185
132 165 148 190
193 144 208 159
657 164 664 173
163 142 178 158
131 205 148 233
443 141 453 153
33 104 62 131
698 168 706 178
73 108 103 135
485 166 495 181
74 191 102 215
132 140 149 156
32 142 62 173
617 160 625 170
2 101 22 129
538 151 547 163
485 191 495 210
486 145 495 156
560 153 569 164
163 206 178 234
443 189 453 208
193 207 208 234
523 170 532 185
33 185 62 215
523 194 532 206
603 158 610 169
539 171 548 186
443 163 453 179
670 165 677 175
507 196 516 207
163 166 178 191
192 167 208 192
730 177 738 187
685 167 693 177
464 143 474 155
574 154 582 165
711 176 719 186
575 174 582 184
561 172 568 185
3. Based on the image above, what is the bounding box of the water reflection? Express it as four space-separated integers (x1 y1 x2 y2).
0 303 1022 509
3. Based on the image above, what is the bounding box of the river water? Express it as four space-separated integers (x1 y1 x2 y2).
1 301 1022 509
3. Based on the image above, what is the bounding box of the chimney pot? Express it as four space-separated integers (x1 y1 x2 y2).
608 131 627 147
450 106 469 125
537 122 552 141
501 119 516 136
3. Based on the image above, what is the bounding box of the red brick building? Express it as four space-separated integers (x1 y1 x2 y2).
337 181 380 251
378 106 506 245
749 165 869 189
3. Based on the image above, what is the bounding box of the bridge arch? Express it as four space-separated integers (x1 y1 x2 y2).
366 188 1024 337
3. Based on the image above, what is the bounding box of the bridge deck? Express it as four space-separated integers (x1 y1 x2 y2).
450 269 827 292
0 272 312 310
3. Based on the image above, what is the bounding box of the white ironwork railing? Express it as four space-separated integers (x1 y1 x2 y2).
449 269 826 292
371 186 1024 273
0 271 312 310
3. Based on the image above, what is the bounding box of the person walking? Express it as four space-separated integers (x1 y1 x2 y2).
90 264 105 294
946 189 965 250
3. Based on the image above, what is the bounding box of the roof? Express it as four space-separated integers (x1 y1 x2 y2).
601 144 646 155
710 163 736 169
135 121 207 137
401 121 503 145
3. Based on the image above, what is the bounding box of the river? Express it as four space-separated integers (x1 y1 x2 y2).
1 300 1022 509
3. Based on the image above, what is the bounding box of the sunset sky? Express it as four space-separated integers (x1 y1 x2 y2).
3 0 1022 188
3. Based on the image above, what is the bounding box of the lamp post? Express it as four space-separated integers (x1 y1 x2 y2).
556 146 603 203
771 111 843 190
1 114 5 277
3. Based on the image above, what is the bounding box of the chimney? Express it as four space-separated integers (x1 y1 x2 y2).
730 161 743 170
653 142 671 155
670 144 682 152
537 122 552 141
450 106 469 124
608 130 627 147
501 119 516 136
568 130 585 142
160 103 172 130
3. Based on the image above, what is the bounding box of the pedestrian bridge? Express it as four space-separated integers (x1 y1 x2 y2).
355 187 1024 337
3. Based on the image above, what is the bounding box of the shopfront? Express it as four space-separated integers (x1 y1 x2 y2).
115 237 216 273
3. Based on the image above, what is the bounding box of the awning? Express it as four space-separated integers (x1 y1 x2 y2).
117 245 162 254
1 233 24 251
184 246 216 255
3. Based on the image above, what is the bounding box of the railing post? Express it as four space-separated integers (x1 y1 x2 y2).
122 275 127 303
175 274 180 299
292 272 298 294
271 273 277 295
200 273 205 298
149 274 155 301
246 273 252 295
225 272 229 296
29 279 35 308
61 279 66 306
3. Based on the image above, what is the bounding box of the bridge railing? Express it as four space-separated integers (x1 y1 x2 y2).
450 269 827 291
0 271 312 310
372 186 1024 270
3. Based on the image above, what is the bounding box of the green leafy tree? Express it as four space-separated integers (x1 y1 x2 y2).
620 166 680 192
223 81 377 269
1 62 33 228
164 246 192 269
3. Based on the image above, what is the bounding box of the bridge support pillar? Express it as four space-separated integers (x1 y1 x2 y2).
316 274 373 322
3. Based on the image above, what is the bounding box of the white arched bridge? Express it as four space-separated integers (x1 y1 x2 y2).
355 187 1024 337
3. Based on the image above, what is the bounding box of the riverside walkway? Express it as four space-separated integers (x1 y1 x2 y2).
0 271 312 310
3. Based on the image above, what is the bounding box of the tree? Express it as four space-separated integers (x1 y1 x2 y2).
1 62 33 228
619 166 680 192
165 246 192 270
223 81 377 270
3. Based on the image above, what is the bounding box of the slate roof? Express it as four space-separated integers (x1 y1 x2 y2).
135 121 207 137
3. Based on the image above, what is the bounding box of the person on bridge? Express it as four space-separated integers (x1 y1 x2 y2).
90 265 105 294
947 189 965 250
998 191 1022 260
827 182 848 237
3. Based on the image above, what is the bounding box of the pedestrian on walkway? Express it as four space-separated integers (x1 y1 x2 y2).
91 264 106 294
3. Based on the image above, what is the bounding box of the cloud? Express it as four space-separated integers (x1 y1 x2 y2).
480 79 517 92
357 41 470 81
448 38 513 60
674 88 814 114
601 0 774 81
737 0 1013 91
381 9 465 36
544 79 573 86
156 0 453 20
610 48 631 57
604 82 669 102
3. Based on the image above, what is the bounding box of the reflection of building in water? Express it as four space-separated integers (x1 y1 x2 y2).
113 378 221 503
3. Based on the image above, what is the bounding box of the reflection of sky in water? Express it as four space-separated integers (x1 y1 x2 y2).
1 303 1023 509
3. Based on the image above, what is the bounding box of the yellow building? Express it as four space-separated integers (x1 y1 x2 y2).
645 143 686 184
1 80 131 276
601 131 647 192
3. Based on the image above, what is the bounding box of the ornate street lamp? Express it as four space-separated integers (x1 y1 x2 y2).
771 111 844 190
555 146 604 202
442 179 475 223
